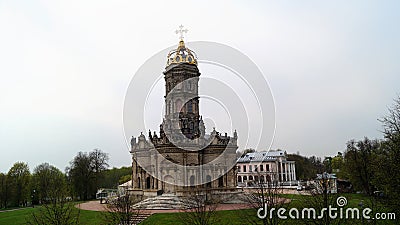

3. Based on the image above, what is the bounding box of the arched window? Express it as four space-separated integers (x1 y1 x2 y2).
243 176 247 181
266 175 271 182
206 175 212 188
176 99 182 112
238 176 242 183
249 176 253 180
218 176 224 187
146 177 151 189
187 100 193 113
190 175 195 188
137 177 141 188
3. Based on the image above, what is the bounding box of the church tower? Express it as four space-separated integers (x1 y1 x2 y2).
161 34 204 140
130 26 238 195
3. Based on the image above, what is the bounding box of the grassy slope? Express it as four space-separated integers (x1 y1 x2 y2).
0 194 396 225
0 207 103 225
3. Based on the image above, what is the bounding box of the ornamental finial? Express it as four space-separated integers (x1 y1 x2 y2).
175 24 188 41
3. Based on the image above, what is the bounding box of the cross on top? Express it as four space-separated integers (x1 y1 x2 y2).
175 24 188 40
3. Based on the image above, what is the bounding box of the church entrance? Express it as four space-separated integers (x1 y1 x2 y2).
146 177 151 189
163 175 175 193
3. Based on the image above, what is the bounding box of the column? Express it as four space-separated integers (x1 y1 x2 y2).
291 163 295 181
285 163 289 182
291 163 294 181
293 163 296 181
280 161 284 182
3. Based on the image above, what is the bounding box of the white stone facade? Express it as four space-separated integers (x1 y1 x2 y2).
236 150 297 187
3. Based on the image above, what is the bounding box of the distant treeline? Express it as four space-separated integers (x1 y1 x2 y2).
0 149 131 209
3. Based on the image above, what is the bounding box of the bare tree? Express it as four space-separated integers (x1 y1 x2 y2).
239 176 286 225
177 188 222 225
27 172 80 225
102 191 142 225
379 96 400 141
297 173 345 225
90 149 109 191
27 200 80 225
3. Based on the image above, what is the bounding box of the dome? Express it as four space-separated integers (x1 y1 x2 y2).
166 40 198 67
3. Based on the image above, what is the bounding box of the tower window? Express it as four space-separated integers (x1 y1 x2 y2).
206 175 212 188
187 101 193 113
175 99 182 112
190 175 195 188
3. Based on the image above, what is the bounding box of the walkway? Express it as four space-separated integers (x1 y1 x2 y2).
77 200 252 214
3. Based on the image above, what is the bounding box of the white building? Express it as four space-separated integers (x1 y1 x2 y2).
315 173 337 194
236 150 297 187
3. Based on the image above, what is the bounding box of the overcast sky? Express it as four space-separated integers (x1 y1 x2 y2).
1 0 399 173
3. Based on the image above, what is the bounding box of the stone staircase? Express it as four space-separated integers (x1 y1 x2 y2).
133 194 190 210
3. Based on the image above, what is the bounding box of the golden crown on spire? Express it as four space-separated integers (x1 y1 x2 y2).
166 25 197 67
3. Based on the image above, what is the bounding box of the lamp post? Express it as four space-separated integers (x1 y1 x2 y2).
358 200 364 223
321 172 331 225
31 189 36 208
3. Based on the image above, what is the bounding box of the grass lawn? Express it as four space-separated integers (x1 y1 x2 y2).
0 206 103 225
140 209 249 225
0 194 396 224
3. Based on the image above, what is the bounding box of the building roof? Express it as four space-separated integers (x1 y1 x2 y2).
237 150 286 163
119 180 133 187
316 173 337 180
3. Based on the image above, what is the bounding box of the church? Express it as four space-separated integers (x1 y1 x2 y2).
129 29 238 198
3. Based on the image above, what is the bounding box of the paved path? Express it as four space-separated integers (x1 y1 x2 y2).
77 201 252 214
0 207 27 213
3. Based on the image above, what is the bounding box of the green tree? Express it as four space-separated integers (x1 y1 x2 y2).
342 138 379 195
374 96 400 215
100 166 132 188
67 152 94 200
0 173 11 208
119 174 132 185
287 154 324 180
28 163 79 225
89 149 109 192
7 162 31 207
323 156 332 173
67 149 109 200
331 152 345 179
31 163 67 203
